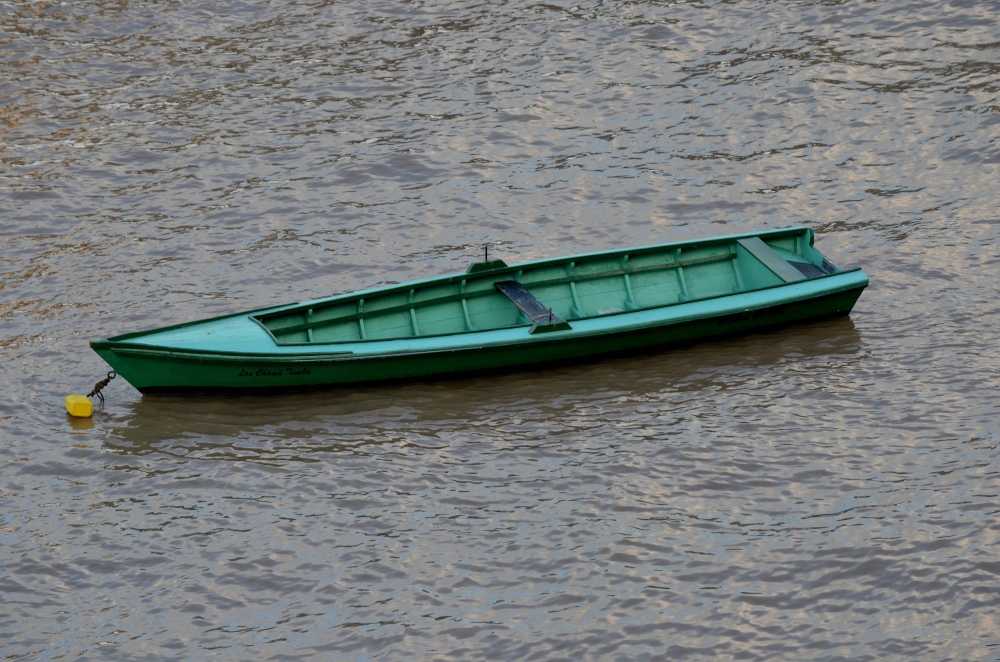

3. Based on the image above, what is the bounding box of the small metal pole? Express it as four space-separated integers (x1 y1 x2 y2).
484 244 489 263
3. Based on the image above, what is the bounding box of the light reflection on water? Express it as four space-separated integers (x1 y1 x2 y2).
3 0 1000 658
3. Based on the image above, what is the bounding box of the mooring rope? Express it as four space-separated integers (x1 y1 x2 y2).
87 371 116 405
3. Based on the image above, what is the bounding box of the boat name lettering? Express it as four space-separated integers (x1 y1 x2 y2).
717 306 786 326
236 367 312 377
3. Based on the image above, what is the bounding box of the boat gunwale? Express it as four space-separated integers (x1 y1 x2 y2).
132 298 864 394
91 268 867 360
91 226 825 348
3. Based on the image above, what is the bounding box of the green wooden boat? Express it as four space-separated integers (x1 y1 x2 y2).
90 227 868 393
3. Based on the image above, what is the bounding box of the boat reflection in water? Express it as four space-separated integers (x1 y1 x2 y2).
101 315 863 459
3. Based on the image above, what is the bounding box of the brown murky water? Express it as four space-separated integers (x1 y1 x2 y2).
3 0 1000 659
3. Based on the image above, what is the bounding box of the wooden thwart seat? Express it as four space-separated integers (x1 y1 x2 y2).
736 237 808 283
494 281 572 334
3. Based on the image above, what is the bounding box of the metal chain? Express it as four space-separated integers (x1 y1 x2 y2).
87 371 116 405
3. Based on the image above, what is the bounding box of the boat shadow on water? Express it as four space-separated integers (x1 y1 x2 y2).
98 316 863 461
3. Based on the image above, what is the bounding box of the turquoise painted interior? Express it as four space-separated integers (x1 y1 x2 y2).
254 228 838 346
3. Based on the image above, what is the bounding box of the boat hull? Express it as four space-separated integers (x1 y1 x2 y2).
92 284 865 394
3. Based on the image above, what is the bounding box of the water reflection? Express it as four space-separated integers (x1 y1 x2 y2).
103 317 862 457
10 0 1000 655
66 414 95 431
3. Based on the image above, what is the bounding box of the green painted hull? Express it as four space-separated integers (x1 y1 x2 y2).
91 228 869 393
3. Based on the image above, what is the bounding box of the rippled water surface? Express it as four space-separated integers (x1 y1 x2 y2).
3 0 1000 659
